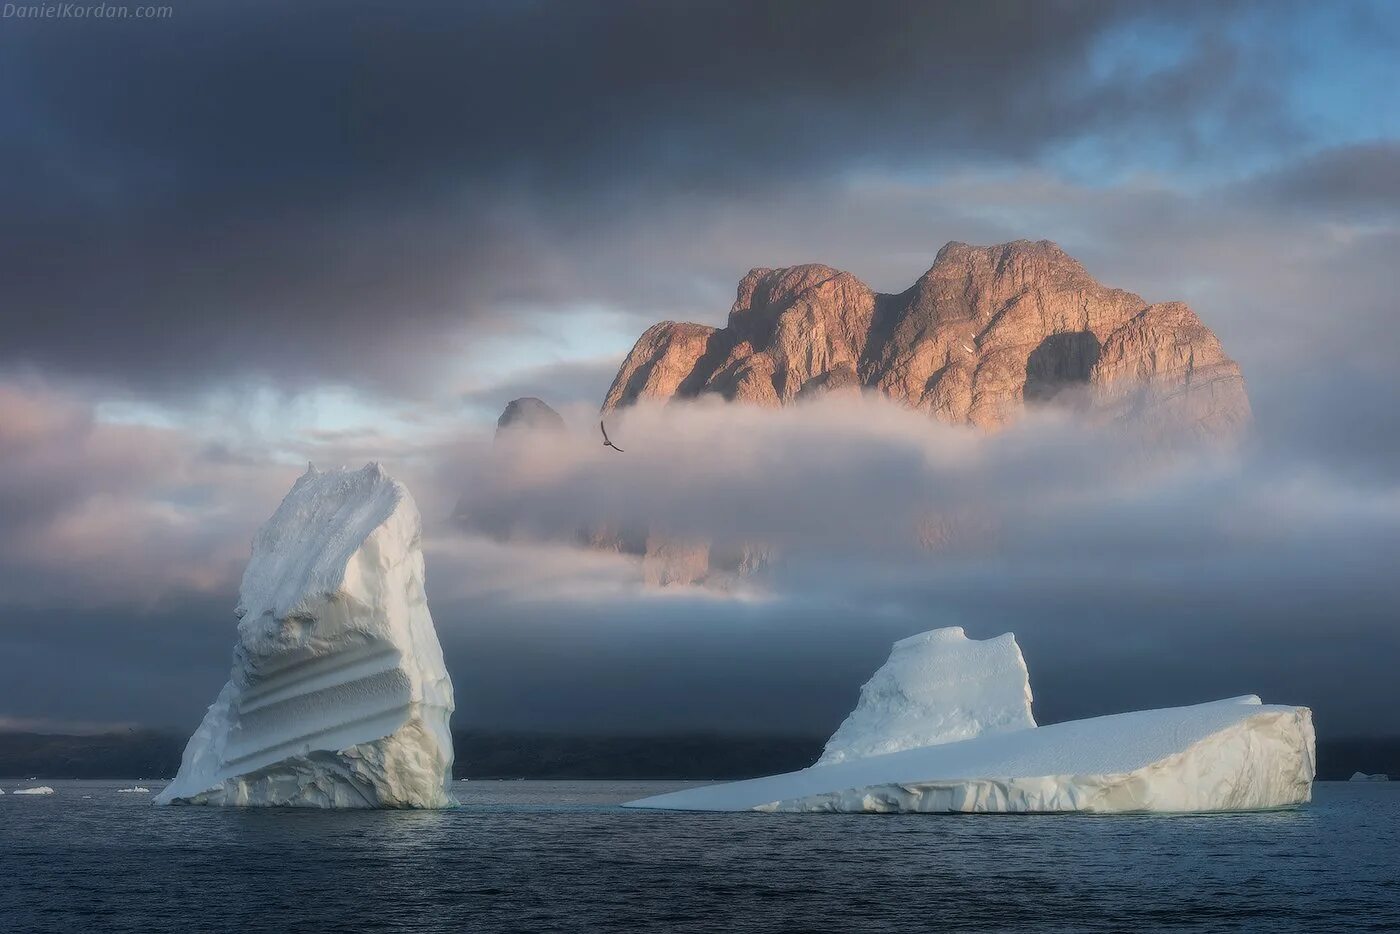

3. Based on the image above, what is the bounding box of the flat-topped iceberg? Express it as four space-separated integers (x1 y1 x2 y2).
818 627 1035 765
156 464 456 808
626 628 1314 814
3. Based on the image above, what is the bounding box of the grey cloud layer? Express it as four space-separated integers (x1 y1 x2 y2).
2 379 1397 734
443 394 1400 734
0 379 284 606
0 0 1316 394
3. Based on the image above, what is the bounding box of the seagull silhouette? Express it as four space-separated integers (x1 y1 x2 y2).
600 420 624 452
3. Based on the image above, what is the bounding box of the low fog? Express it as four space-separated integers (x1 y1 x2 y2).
438 392 1400 736
5 372 1393 738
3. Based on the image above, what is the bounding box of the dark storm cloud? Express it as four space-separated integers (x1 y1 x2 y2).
433 563 1400 738
1243 142 1400 217
0 598 235 731
0 0 1295 394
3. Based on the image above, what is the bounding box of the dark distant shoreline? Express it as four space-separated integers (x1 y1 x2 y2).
0 729 827 781
2 730 1396 782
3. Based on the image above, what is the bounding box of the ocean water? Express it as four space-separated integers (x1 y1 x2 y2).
2 780 1397 933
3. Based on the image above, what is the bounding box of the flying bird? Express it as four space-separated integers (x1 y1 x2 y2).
600 420 624 452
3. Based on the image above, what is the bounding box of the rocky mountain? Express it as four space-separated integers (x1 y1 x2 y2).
496 396 566 437
480 241 1250 588
603 240 1250 437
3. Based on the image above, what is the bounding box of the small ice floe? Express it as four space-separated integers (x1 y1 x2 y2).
14 786 55 795
116 786 151 794
1349 771 1390 782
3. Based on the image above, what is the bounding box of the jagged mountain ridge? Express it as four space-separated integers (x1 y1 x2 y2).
602 240 1250 436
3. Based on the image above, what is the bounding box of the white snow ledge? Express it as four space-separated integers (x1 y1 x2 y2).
625 697 1314 814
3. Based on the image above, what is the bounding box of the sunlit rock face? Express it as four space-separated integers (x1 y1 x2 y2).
604 240 1250 439
1090 301 1252 438
156 464 456 809
626 629 1313 814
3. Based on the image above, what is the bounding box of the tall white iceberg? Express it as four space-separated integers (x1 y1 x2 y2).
818 627 1035 765
156 464 456 808
626 627 1314 814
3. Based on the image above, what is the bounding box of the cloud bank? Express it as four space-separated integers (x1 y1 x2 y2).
1 363 1397 736
0 0 1375 396
1 1 1397 737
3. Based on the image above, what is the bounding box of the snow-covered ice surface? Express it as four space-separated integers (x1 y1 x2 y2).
818 627 1034 765
628 697 1314 813
626 627 1314 815
156 464 456 809
14 786 55 795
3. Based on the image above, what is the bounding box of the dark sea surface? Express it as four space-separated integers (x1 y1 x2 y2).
2 779 1397 933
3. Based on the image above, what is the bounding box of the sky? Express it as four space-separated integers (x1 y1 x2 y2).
1 0 1398 739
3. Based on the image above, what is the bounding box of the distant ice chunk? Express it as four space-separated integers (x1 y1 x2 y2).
14 786 55 795
156 464 456 809
1349 771 1390 782
116 786 151 794
818 627 1034 766
626 628 1314 815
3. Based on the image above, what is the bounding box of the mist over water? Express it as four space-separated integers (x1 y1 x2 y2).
3 384 1398 737
436 394 1400 736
